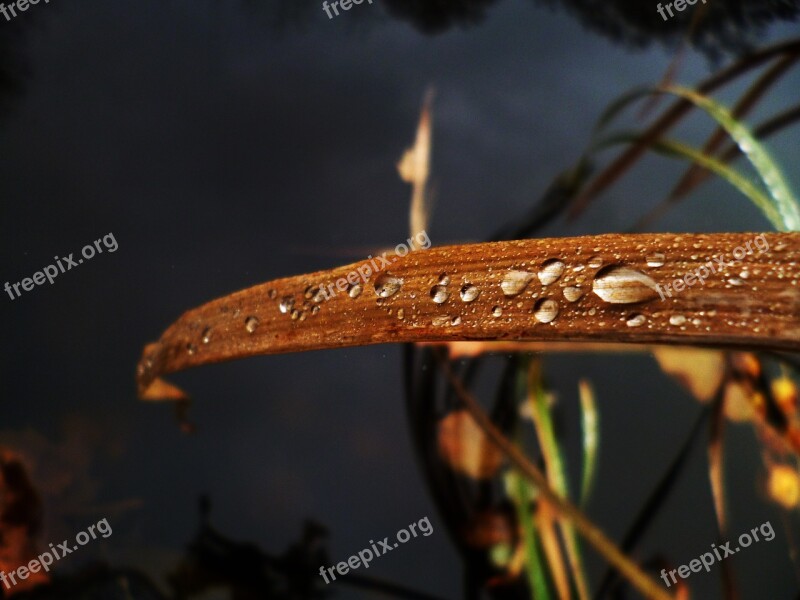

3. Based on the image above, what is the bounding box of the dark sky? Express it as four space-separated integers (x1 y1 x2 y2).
1 1 798 598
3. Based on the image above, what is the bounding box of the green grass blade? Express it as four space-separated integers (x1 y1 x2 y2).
595 131 785 229
507 470 551 600
578 379 599 508
662 85 800 231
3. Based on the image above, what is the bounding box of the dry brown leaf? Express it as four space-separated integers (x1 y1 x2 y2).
652 347 726 402
437 410 505 479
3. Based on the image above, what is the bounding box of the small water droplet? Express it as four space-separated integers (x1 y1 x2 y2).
312 305 320 315
451 316 462 326
626 313 646 327
669 315 687 326
431 285 449 304
646 253 665 268
438 273 450 285
492 305 503 317
245 316 259 333
460 284 479 302
291 309 300 320
313 287 329 303
268 289 277 299
186 342 197 355
563 286 584 302
397 308 405 320
375 273 403 298
774 242 787 252
349 284 363 298
298 311 307 321
588 256 604 269
728 277 744 286
739 270 750 279
533 298 559 323
592 266 659 304
201 327 212 344
501 270 535 297
304 286 315 300
279 296 294 314
538 259 565 285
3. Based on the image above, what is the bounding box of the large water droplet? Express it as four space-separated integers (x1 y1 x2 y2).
626 313 646 327
460 284 479 302
245 316 259 333
533 298 559 323
588 256 604 269
563 286 584 303
501 270 535 297
279 296 294 314
375 273 403 298
669 315 687 326
430 285 449 304
646 253 665 268
538 259 565 286
592 266 660 304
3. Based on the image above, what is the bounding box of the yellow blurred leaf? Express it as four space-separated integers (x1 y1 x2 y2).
652 346 725 402
767 464 800 510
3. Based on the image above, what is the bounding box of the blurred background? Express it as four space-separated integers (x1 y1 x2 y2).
1 1 799 598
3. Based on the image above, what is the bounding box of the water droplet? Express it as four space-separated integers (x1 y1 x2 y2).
533 298 559 323
311 305 320 315
291 309 300 320
501 270 535 297
279 296 294 314
460 284 479 302
304 286 315 300
451 316 462 326
349 284 363 299
245 316 259 333
728 277 744 286
432 315 451 327
592 266 659 304
669 315 686 326
563 286 584 302
626 314 646 327
538 259 565 285
646 253 665 268
375 273 403 298
186 343 197 355
430 285 449 304
492 305 503 317
313 287 329 303
739 270 750 279
588 256 604 269
774 242 787 252
438 273 450 285
268 289 277 299
397 308 405 320
201 327 212 344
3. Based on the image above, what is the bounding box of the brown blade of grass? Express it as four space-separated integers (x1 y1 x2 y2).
137 232 800 400
569 39 800 218
435 354 675 600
